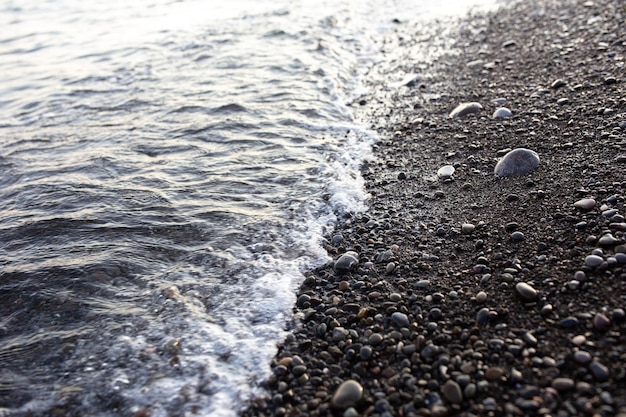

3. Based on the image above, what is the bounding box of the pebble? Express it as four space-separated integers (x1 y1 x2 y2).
571 335 586 346
559 316 579 328
551 79 566 89
492 107 513 118
391 312 410 327
494 148 540 177
598 234 618 246
331 380 364 410
334 251 359 274
449 102 483 118
515 282 539 302
574 350 592 364
592 313 611 331
477 307 490 325
437 165 455 179
552 378 575 391
442 380 463 404
584 254 604 267
574 198 596 210
461 223 475 234
475 291 487 304
589 361 610 382
511 231 524 241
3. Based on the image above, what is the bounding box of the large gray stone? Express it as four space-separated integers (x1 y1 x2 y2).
494 148 540 177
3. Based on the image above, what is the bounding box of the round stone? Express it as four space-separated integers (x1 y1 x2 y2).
584 254 604 267
494 148 540 177
515 282 539 302
442 380 463 404
598 234 618 246
551 378 575 391
492 107 513 119
331 380 364 410
461 223 475 234
437 165 455 179
574 198 596 210
511 231 524 241
334 251 359 274
574 350 592 364
589 361 610 382
475 291 487 304
391 312 410 327
449 102 483 118
592 313 611 331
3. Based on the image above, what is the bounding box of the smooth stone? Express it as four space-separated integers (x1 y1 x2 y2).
589 361 610 382
574 350 592 364
574 198 596 210
571 335 586 346
492 107 512 118
331 380 364 410
511 231 524 241
475 291 487 304
461 223 475 234
494 148 540 177
437 165 455 179
442 380 463 404
559 316 579 328
449 102 483 118
391 312 410 327
592 313 611 331
584 254 604 267
552 378 575 391
598 234 618 246
515 282 539 302
334 251 359 273
476 308 490 325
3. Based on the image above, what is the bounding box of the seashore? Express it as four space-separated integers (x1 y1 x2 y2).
241 0 626 415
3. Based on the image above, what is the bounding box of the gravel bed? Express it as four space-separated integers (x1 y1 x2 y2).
242 0 626 415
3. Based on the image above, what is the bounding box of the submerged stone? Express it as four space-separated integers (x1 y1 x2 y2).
449 102 483 118
494 148 540 177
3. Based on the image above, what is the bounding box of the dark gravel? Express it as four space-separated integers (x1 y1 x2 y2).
241 0 626 416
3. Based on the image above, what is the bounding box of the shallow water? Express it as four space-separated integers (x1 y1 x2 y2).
0 1 497 415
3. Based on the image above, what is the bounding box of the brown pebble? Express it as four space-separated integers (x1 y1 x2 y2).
485 367 505 381
442 379 463 404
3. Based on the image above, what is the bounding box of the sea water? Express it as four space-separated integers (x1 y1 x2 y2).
0 1 497 415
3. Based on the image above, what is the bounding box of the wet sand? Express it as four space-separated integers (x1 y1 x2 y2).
242 0 626 415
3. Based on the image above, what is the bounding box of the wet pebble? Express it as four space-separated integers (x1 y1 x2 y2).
494 148 540 177
331 380 364 410
515 282 538 302
449 102 483 118
334 251 359 274
574 198 596 210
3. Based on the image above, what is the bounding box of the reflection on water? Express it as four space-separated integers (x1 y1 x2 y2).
0 0 498 415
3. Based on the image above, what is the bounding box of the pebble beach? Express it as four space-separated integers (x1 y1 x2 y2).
241 0 626 415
